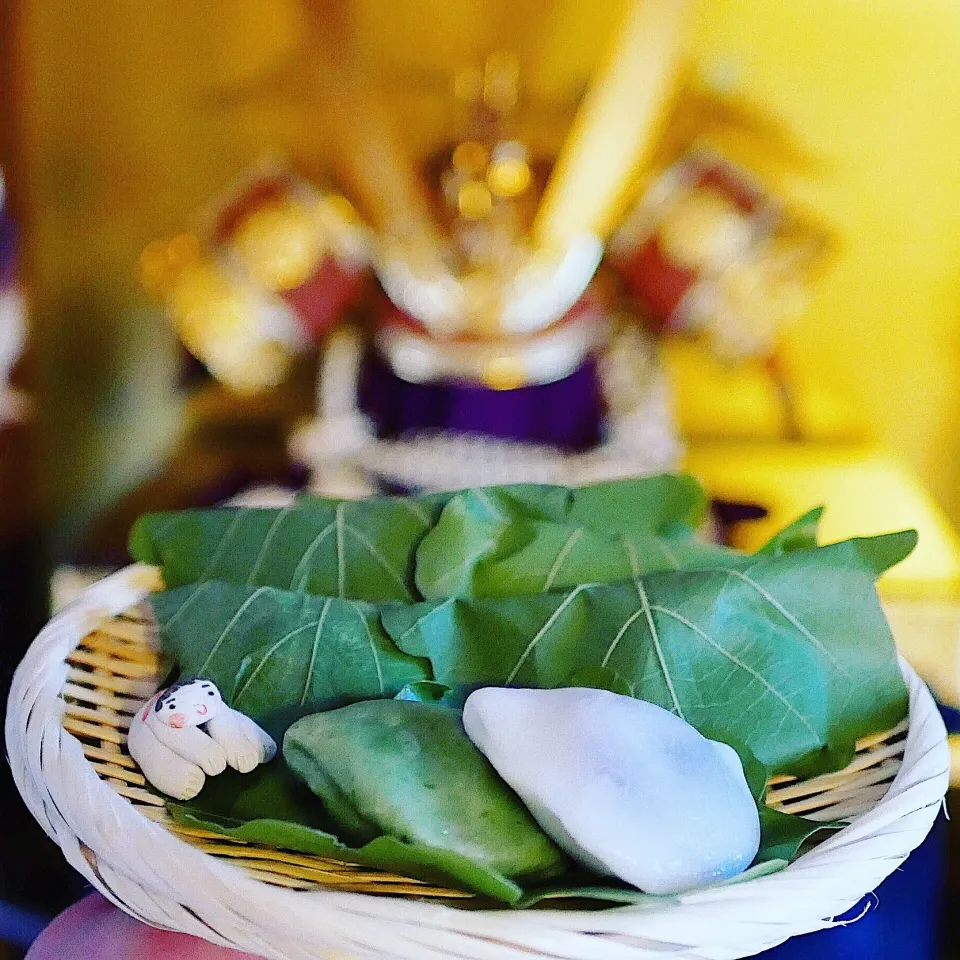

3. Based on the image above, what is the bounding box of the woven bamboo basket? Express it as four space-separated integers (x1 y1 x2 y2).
6 564 950 960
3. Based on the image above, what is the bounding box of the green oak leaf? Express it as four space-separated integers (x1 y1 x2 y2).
495 474 709 529
168 783 525 903
151 582 428 734
415 477 735 599
757 507 825 557
130 493 452 602
386 538 911 779
137 480 914 903
514 859 791 908
758 806 840 863
841 529 918 577
394 680 455 704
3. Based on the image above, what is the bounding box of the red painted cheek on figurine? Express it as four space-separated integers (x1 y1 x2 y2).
170 714 186 728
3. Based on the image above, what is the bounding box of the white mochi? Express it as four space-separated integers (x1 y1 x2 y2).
462 687 761 895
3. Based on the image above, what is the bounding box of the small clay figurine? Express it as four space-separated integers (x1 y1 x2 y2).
127 679 276 800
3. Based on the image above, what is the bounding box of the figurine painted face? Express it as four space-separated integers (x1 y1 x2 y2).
153 680 224 729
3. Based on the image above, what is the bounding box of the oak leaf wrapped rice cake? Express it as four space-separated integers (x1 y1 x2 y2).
284 700 568 882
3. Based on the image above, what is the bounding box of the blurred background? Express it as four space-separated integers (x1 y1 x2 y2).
5 0 960 956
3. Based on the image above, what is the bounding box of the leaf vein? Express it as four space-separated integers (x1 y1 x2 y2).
505 586 587 685
398 498 430 525
393 597 457 646
636 581 685 720
161 581 213 632
289 523 336 592
245 505 294 586
233 622 318 706
426 541 496 593
301 598 333 706
649 604 821 741
343 522 410 595
350 601 384 693
600 608 646 668
197 586 272 678
336 503 346 596
473 489 503 521
655 538 680 570
722 567 851 679
543 529 585 592
199 508 250 580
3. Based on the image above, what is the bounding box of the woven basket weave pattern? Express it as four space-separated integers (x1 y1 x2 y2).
6 565 950 960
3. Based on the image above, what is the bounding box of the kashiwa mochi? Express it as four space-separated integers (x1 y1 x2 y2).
283 700 567 881
462 687 760 894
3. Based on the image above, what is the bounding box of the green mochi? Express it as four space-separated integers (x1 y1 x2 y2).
283 700 567 882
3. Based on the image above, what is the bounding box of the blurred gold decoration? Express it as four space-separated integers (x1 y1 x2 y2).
231 198 326 291
137 242 174 297
169 261 245 344
106 0 960 608
167 233 202 270
411 50 547 335
487 141 532 198
168 259 293 394
606 144 832 390
453 66 485 104
535 0 693 248
483 51 521 114
319 192 363 229
189 0 689 307
457 180 494 220
483 354 528 390
648 75 830 187
452 141 489 177
487 155 531 197
144 0 823 375
714 235 813 353
461 268 506 337
658 188 752 271
137 234 201 297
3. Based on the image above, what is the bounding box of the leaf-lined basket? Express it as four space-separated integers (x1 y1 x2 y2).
5 475 949 956
121 476 918 904
6 563 946 958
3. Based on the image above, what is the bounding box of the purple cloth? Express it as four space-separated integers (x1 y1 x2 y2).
357 348 605 452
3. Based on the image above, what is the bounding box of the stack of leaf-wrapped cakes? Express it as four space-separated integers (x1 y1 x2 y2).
129 475 913 905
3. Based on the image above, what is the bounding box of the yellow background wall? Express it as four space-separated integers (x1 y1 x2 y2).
15 0 960 536
690 0 960 521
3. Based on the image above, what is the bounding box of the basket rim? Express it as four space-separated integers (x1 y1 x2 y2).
6 563 951 960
